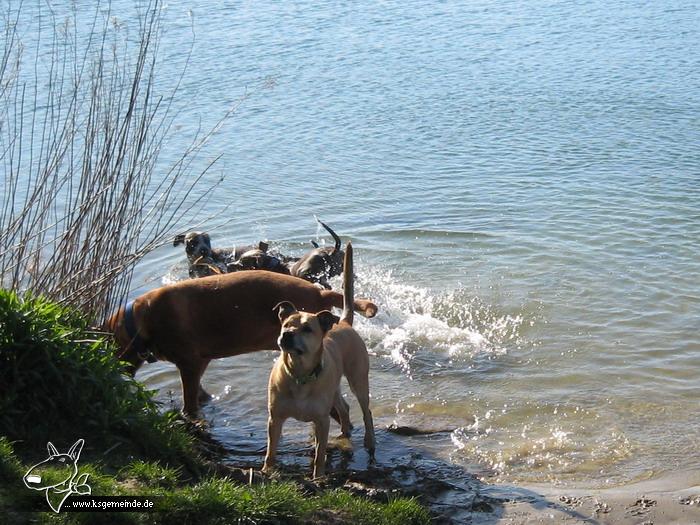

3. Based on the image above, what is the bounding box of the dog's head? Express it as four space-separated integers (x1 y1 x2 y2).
324 247 345 278
293 247 345 288
174 231 212 262
273 301 339 356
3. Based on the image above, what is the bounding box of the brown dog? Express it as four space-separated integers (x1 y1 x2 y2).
105 270 378 416
264 243 375 478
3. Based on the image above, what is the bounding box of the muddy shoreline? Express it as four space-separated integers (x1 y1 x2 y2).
194 421 700 524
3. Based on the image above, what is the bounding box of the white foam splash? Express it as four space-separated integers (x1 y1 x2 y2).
353 265 524 374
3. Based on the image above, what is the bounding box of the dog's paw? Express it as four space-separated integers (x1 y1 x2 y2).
328 435 353 452
262 461 276 476
367 449 377 465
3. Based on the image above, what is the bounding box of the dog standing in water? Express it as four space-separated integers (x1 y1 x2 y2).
105 265 378 417
264 243 375 478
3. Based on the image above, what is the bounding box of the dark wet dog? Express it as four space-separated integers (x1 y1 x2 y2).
174 233 297 278
227 242 291 275
289 220 345 289
176 222 346 288
173 231 258 278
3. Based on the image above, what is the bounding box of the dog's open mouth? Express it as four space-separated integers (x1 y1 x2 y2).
279 344 303 356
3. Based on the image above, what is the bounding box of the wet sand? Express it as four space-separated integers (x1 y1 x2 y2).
485 478 700 525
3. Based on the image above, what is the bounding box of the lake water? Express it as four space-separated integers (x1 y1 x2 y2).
13 0 700 488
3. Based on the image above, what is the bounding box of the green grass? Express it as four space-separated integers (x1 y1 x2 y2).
119 460 182 489
0 290 195 465
0 437 429 525
0 290 431 524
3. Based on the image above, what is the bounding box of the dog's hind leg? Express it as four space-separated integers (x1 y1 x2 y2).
198 359 213 404
332 390 352 438
345 355 376 459
356 389 375 459
320 290 378 318
352 383 375 459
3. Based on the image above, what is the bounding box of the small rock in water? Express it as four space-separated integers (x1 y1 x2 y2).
386 423 454 436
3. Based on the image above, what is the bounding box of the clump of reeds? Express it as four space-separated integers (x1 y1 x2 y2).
0 0 239 323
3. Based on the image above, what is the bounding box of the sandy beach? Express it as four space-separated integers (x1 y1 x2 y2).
479 476 700 525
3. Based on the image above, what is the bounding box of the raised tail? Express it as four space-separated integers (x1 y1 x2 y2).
316 217 342 255
341 242 354 325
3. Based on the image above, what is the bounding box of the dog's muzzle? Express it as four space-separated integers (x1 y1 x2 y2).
278 331 302 354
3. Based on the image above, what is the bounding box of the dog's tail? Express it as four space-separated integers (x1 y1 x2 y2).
316 217 342 255
341 242 354 325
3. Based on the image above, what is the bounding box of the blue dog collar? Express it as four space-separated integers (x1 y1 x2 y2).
124 301 155 363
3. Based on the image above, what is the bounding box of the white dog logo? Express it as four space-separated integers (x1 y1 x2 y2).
23 439 91 513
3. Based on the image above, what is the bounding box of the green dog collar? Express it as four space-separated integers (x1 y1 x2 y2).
286 361 323 385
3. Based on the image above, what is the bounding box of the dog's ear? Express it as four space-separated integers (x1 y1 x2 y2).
316 310 340 332
173 233 186 246
273 301 297 322
310 240 319 249
258 241 269 253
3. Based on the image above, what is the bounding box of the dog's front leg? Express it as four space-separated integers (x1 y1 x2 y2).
178 359 209 418
263 416 284 473
312 416 330 478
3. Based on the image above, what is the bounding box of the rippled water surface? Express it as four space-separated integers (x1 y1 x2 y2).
16 0 700 487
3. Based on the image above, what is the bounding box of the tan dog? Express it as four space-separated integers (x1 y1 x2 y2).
104 270 378 417
264 243 375 478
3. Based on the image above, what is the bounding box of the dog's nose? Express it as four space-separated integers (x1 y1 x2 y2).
280 331 294 347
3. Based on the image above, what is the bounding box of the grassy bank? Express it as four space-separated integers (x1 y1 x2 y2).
0 290 430 524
